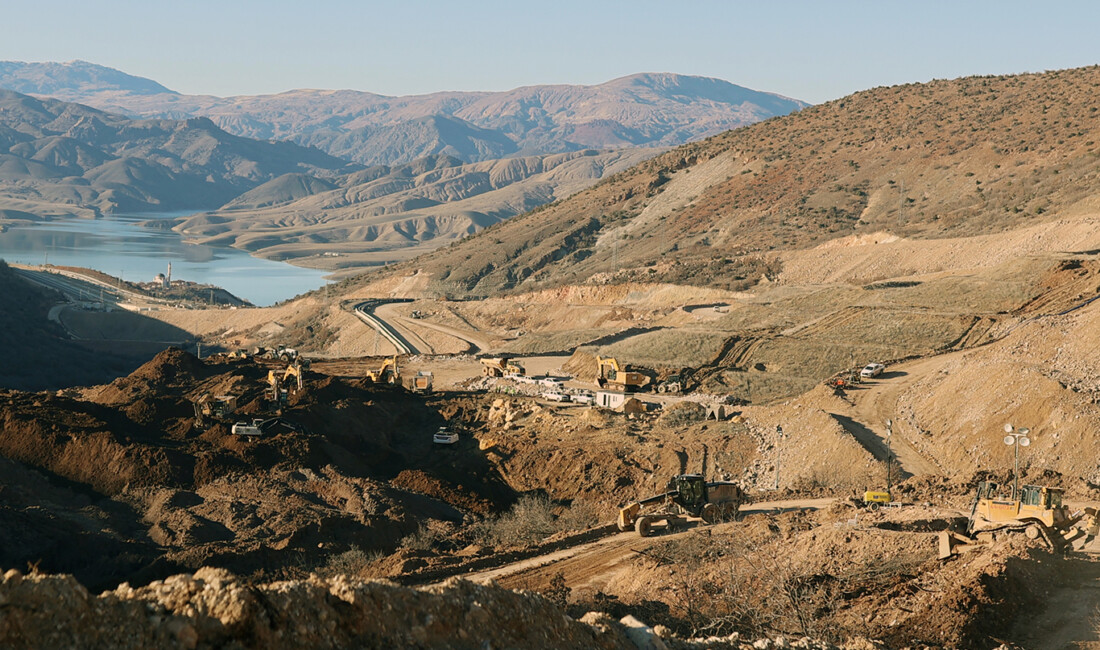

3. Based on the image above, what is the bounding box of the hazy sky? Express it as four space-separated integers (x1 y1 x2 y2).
6 1 1100 103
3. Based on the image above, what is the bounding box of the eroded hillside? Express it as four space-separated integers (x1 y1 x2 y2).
380 66 1100 298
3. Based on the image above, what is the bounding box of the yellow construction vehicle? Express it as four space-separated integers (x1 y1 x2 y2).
192 393 238 428
596 356 651 392
480 357 526 377
617 474 745 537
267 360 306 406
366 356 400 384
939 481 1100 558
409 371 433 393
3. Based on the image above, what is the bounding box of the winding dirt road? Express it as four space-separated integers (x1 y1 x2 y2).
828 356 954 477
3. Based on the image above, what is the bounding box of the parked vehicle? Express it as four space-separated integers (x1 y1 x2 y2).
433 427 459 445
860 363 886 378
541 391 571 402
231 419 265 436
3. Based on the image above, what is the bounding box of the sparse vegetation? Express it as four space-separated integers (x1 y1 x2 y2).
470 495 600 548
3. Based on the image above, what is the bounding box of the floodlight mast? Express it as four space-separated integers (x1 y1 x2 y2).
1003 424 1031 500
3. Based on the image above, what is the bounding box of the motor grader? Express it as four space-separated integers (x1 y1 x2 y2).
618 474 745 537
939 481 1099 558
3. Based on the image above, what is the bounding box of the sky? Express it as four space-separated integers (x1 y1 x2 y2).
5 1 1100 104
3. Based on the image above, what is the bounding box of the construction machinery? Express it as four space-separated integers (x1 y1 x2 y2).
481 357 526 378
254 345 302 362
192 393 238 428
596 356 651 392
656 374 683 394
938 481 1100 558
409 371 433 393
267 360 307 407
618 474 745 537
366 356 400 384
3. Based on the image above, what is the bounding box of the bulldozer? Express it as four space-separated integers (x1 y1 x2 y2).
938 481 1100 558
480 357 525 377
366 356 400 384
596 356 651 392
617 474 745 537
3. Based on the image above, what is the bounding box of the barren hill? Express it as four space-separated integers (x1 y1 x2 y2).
0 62 809 166
387 66 1100 298
171 148 657 270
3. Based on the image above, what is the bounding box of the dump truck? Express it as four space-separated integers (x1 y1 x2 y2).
596 356 651 392
410 371 433 393
366 356 400 384
618 474 745 537
481 357 525 377
938 481 1099 558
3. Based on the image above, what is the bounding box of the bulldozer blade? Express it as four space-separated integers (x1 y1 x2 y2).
939 531 988 559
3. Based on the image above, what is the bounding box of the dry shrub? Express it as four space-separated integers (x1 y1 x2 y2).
472 496 600 548
400 525 444 551
658 401 706 427
646 531 843 639
318 545 384 578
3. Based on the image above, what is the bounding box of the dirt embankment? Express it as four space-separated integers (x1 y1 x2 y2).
0 348 517 590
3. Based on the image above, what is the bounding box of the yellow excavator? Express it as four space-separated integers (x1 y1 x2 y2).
596 356 651 392
192 393 237 428
267 360 306 406
366 356 400 384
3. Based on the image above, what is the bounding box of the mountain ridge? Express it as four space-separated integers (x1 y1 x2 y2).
0 61 809 167
358 65 1100 297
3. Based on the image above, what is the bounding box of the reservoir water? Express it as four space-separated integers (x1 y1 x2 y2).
0 212 330 306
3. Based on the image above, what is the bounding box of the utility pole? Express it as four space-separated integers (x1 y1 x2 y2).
885 419 894 495
774 425 784 491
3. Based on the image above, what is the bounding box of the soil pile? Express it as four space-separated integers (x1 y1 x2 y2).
0 350 517 590
0 569 634 650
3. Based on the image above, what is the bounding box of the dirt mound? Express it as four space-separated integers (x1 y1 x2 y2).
86 346 210 405
587 504 1058 648
0 569 635 649
393 469 494 515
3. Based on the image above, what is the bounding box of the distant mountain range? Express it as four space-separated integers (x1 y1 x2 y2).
0 61 809 167
0 89 354 216
0 61 808 267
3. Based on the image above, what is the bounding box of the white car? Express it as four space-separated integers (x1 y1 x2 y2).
860 363 886 379
541 391 571 402
433 427 459 445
